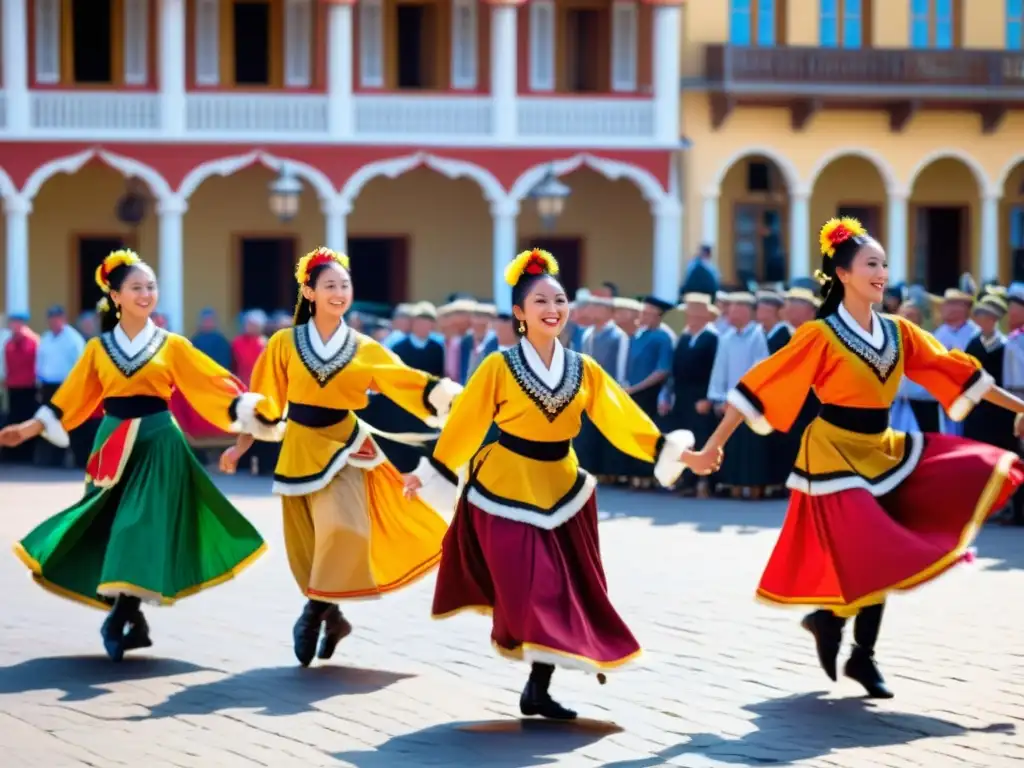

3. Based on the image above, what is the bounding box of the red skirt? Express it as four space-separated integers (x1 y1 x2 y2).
759 435 1024 614
431 492 641 673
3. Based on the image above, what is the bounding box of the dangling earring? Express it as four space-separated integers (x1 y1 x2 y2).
518 321 526 334
115 305 121 319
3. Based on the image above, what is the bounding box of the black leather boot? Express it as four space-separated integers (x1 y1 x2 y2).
844 603 893 698
519 663 577 720
123 605 153 652
801 609 846 682
100 595 141 662
293 600 330 667
317 604 353 660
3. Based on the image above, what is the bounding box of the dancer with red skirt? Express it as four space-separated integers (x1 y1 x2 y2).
403 249 698 719
686 218 1024 699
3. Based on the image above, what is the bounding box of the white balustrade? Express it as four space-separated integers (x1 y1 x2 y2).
29 91 160 133
516 96 656 144
352 94 492 140
186 93 329 136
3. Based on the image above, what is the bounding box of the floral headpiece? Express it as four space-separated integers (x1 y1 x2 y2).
819 217 867 259
504 248 559 287
295 247 350 285
94 249 142 294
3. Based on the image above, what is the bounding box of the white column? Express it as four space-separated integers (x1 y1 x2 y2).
701 193 718 253
491 2 518 143
652 3 682 146
327 0 355 138
886 191 908 286
323 197 350 251
158 196 186 332
788 190 810 280
491 197 519 312
4 195 31 316
980 192 1000 283
3 0 30 134
652 198 683 302
159 0 187 136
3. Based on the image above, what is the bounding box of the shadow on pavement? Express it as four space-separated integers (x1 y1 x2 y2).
0 656 211 702
598 486 786 533
600 692 1016 767
130 664 413 719
335 717 621 767
975 525 1024 572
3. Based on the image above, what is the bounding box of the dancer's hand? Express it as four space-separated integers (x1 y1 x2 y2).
219 445 245 474
683 447 722 476
0 420 42 447
402 474 423 500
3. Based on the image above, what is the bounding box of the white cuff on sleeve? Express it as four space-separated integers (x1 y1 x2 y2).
425 378 463 428
231 393 286 442
34 405 70 448
411 456 459 519
653 429 696 488
726 387 773 436
947 370 995 423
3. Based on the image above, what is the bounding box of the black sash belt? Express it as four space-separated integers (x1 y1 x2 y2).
498 430 570 461
103 396 168 419
287 402 351 428
820 404 889 435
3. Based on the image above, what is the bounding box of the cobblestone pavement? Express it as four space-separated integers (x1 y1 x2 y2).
1 466 1023 767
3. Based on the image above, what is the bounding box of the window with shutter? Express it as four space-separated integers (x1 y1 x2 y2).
34 0 61 84
359 0 384 87
529 0 555 91
610 2 637 91
450 0 477 89
284 0 312 87
123 0 148 85
194 0 220 85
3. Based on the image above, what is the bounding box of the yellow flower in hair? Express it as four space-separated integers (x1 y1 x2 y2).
819 217 867 258
94 249 142 293
96 296 110 313
295 247 350 285
504 248 560 287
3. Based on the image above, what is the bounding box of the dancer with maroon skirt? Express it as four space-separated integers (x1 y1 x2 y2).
403 249 700 719
686 218 1024 698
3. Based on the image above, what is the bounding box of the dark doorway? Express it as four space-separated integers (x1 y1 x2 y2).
396 4 437 88
78 236 128 315
348 237 408 306
234 0 272 85
240 237 297 314
71 0 113 83
733 204 785 284
915 206 965 292
565 10 604 92
519 237 583 298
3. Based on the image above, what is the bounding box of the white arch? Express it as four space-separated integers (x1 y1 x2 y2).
338 152 507 209
703 146 802 197
176 150 338 201
0 165 19 201
508 153 669 205
905 149 995 198
805 147 900 195
994 154 1024 193
21 148 174 201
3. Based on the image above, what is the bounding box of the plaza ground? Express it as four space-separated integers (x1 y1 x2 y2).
1 467 1022 767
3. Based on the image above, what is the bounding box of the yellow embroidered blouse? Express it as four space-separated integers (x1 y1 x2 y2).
240 321 455 496
34 322 244 447
727 305 993 496
413 340 692 529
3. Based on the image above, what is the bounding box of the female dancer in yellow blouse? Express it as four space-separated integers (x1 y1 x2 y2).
0 250 266 662
404 249 698 720
686 219 1024 698
220 247 460 667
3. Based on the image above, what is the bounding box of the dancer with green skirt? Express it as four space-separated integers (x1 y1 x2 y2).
0 250 267 661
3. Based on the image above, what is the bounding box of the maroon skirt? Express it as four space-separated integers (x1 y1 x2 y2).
431 491 641 673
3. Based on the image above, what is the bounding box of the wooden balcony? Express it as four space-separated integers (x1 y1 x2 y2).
704 45 1024 133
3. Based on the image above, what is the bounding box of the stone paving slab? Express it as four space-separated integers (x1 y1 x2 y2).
1 466 1022 767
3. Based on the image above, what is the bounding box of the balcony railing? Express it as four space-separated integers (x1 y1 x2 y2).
705 45 1024 99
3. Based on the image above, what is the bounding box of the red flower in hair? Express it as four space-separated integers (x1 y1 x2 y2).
828 224 853 246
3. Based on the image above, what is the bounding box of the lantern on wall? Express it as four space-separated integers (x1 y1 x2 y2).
528 165 571 230
115 177 149 227
268 164 303 222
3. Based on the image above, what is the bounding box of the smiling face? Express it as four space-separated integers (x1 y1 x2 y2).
513 275 569 340
836 240 888 306
301 262 352 321
110 265 158 323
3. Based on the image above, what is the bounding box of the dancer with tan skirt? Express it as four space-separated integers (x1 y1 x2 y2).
221 247 460 666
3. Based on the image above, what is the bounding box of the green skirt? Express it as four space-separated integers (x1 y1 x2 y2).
14 411 266 610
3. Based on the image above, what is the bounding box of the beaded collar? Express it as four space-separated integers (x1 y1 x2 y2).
824 312 900 384
294 324 359 387
503 344 583 422
100 327 169 378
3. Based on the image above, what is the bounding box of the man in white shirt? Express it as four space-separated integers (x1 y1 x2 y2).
36 306 85 467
